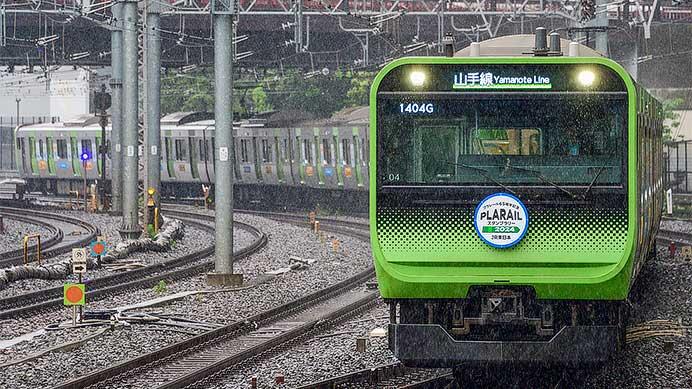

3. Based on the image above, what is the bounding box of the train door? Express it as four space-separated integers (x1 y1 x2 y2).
70 136 80 177
37 137 48 177
252 137 263 182
274 131 286 184
173 137 192 182
286 128 297 185
189 136 200 180
339 128 356 189
164 136 176 180
46 137 55 175
259 133 277 185
18 137 28 175
198 137 211 183
95 135 102 176
332 128 344 188
238 138 255 183
81 139 94 179
28 136 38 175
319 128 338 188
56 138 69 178
297 129 318 187
352 131 365 188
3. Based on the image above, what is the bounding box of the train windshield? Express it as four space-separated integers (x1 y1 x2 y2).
377 93 627 188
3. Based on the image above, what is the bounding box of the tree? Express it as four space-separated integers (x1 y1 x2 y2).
345 71 375 107
250 85 273 113
663 98 684 143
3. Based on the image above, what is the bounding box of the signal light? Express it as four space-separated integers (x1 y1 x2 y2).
80 152 90 161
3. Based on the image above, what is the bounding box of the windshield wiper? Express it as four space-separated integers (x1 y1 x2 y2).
581 164 610 198
502 159 577 199
445 161 518 196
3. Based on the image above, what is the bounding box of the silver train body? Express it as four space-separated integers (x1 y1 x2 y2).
15 108 370 208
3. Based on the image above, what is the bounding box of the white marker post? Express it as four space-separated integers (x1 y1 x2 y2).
667 189 673 215
71 248 88 322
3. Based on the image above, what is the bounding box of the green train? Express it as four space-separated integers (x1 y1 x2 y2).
370 35 663 366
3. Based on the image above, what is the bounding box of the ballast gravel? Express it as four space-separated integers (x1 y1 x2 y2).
0 210 221 300
0 216 51 254
0 211 372 389
206 300 396 388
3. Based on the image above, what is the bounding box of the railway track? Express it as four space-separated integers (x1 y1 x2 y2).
657 228 692 245
0 212 266 320
50 209 375 389
296 363 453 389
0 206 99 268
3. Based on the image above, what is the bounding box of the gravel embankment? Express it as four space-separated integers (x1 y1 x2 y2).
0 216 51 255
0 210 226 300
208 300 395 388
0 212 372 389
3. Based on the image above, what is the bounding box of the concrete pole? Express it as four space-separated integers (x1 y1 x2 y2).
145 9 161 228
207 13 242 287
109 2 123 215
119 0 141 239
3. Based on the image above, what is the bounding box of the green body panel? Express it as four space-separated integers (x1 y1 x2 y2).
295 128 306 183
333 128 344 186
46 137 56 175
96 135 102 175
70 134 81 176
352 127 364 187
314 128 324 185
28 136 37 174
274 129 284 182
164 131 175 179
370 56 639 301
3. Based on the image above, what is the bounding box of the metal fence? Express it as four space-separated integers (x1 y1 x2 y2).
0 116 59 171
665 140 692 193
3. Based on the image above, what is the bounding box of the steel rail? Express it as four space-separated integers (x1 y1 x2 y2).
0 214 266 319
0 206 100 268
50 210 374 389
296 362 453 389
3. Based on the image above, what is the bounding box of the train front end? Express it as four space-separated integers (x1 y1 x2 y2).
370 57 641 366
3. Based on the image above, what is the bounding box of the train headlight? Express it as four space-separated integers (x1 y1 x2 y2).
409 70 426 87
577 70 596 87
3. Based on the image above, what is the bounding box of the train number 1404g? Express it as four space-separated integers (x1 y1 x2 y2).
400 103 434 114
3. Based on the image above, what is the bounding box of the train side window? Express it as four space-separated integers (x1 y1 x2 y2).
56 139 67 159
322 138 332 164
38 139 45 158
342 139 351 165
240 139 249 163
81 139 92 158
174 139 188 161
261 139 271 162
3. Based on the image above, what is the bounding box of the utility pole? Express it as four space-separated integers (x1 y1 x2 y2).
110 2 124 215
118 0 141 239
144 0 162 232
207 0 242 286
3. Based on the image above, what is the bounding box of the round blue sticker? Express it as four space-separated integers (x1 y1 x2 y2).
473 192 529 249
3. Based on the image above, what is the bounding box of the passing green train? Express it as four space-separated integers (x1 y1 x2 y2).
370 33 664 366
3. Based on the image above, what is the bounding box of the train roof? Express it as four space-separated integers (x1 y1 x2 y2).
160 112 214 126
454 34 603 57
